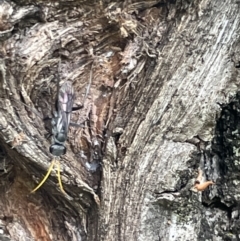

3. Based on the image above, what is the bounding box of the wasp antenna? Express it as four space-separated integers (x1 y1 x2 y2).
31 159 56 193
56 160 66 194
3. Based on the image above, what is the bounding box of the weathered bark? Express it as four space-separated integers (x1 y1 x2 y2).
0 0 240 240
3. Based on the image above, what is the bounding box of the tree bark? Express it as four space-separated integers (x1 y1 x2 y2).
0 0 239 240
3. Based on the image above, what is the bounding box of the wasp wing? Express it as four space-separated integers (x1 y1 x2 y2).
56 81 75 140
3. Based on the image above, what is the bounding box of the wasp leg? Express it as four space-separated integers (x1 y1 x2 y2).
56 160 66 194
31 159 56 193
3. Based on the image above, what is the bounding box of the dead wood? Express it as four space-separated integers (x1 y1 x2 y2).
0 0 239 241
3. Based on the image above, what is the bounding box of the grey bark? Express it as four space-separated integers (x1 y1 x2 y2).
0 0 239 241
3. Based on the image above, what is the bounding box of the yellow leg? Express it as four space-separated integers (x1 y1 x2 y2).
31 159 56 193
56 160 66 194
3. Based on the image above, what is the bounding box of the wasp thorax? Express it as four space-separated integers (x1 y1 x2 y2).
56 133 67 142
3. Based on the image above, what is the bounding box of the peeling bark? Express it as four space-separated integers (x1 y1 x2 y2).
0 0 239 240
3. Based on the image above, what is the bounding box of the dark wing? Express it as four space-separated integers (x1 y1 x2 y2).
56 81 75 139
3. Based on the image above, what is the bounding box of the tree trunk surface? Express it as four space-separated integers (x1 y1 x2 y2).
0 0 239 240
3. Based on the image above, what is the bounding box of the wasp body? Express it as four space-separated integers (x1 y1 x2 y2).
31 62 92 194
50 81 75 156
32 81 78 194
